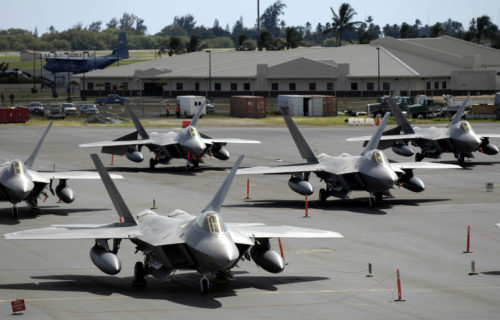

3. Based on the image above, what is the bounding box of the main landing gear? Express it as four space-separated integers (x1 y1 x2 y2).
149 158 158 170
200 274 209 295
132 261 147 287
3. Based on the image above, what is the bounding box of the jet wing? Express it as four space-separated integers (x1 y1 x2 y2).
79 139 156 148
229 225 343 242
202 138 261 144
479 134 500 139
29 170 123 184
390 162 461 172
347 133 422 142
237 163 324 175
4 223 141 240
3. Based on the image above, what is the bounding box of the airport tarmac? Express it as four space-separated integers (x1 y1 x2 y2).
1 123 500 319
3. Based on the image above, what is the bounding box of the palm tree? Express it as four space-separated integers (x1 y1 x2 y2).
326 3 361 46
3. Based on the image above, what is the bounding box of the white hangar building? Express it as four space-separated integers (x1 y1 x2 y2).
78 36 500 97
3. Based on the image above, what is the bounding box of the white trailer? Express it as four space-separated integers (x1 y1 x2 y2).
176 95 207 117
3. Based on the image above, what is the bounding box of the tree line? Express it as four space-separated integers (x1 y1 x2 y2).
0 1 499 53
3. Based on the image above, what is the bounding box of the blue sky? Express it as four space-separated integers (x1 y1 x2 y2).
3 0 500 35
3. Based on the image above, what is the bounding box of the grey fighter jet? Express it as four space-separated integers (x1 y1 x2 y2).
0 122 122 218
347 97 500 166
237 113 459 207
4 154 342 295
80 103 260 170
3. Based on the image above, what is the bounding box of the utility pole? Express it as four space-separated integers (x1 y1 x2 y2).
257 0 261 51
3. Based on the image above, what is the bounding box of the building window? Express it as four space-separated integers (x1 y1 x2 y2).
426 81 431 90
244 82 250 90
434 81 439 89
351 82 358 91
230 83 238 91
309 82 316 91
327 82 334 91
271 83 279 91
214 83 221 91
367 82 374 91
176 82 183 90
88 82 94 90
383 82 390 91
442 81 447 89
289 82 296 91
195 82 200 91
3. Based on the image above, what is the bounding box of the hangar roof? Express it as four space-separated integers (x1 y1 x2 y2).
83 36 500 80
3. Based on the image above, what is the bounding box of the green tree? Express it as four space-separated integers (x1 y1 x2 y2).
88 21 102 32
187 35 200 52
260 0 287 37
168 36 185 55
285 27 303 49
430 23 444 37
326 3 361 46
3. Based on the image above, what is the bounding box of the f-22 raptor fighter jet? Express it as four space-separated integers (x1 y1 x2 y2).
80 103 260 170
0 122 122 218
4 154 342 295
348 97 500 166
237 112 459 207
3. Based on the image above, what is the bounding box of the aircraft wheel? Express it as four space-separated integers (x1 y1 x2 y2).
12 206 18 219
132 262 147 287
319 188 327 204
458 154 465 167
375 193 383 201
415 153 423 162
368 196 376 208
200 277 209 295
149 158 156 170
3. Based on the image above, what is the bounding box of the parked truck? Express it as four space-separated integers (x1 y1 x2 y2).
176 96 207 118
407 96 442 119
366 96 414 117
95 94 129 106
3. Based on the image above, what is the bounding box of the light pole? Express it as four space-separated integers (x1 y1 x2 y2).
64 52 71 102
377 47 381 95
82 51 89 100
206 50 212 98
32 49 37 93
50 51 57 98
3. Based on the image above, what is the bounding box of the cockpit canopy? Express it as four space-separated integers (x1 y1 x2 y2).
458 121 471 132
365 150 387 165
196 212 226 233
10 160 25 175
187 127 199 137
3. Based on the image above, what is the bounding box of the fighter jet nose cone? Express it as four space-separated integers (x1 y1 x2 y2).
4 178 34 203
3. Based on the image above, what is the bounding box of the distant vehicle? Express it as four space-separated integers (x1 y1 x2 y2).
95 94 129 106
176 96 207 118
205 99 215 113
27 102 44 115
62 103 78 115
407 96 441 119
43 33 129 74
80 104 99 114
45 105 65 119
366 96 414 118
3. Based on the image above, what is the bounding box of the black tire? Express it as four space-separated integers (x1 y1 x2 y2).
458 154 465 167
319 188 327 204
375 193 383 202
132 262 147 287
201 278 209 295
149 158 156 170
415 153 423 162
368 197 376 208
12 206 18 219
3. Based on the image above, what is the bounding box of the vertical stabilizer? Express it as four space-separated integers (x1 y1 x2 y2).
387 97 414 134
125 104 149 139
283 113 318 163
112 32 129 59
448 96 469 128
25 121 53 169
90 154 136 225
362 112 390 156
190 101 206 127
202 155 244 213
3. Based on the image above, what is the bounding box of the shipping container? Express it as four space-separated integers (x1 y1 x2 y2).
471 104 497 114
0 108 28 123
278 95 337 116
230 96 266 118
